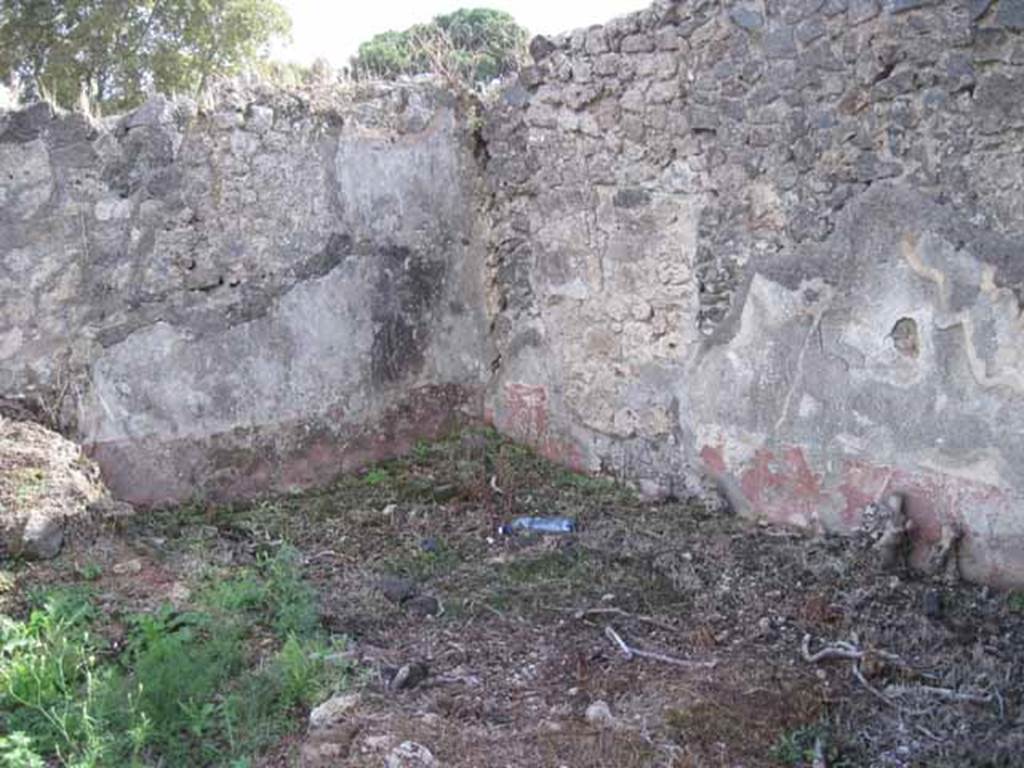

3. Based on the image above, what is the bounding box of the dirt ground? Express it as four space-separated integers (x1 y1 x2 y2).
3 429 1022 767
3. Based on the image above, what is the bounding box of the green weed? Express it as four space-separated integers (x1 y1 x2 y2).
0 547 350 767
413 439 432 461
770 723 848 767
76 564 102 582
1008 592 1024 614
363 469 390 487
0 732 45 767
202 545 320 638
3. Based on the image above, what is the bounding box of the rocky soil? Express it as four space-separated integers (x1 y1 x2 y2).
2 425 1021 766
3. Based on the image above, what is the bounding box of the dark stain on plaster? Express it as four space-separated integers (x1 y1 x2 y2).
297 231 353 280
613 188 652 208
370 245 446 385
371 313 421 384
891 317 920 358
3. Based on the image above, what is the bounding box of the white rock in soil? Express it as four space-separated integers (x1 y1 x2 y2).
385 741 437 768
308 692 360 729
585 699 615 728
19 511 64 559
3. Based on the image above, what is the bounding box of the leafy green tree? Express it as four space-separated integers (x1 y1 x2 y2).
0 0 291 112
352 8 528 87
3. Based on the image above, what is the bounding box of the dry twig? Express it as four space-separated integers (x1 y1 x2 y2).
604 625 717 669
800 633 996 734
801 634 864 663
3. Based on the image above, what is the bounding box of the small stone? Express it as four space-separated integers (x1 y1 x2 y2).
124 95 174 129
385 741 437 768
655 26 681 50
848 0 880 24
923 589 943 620
379 576 418 604
405 594 441 617
585 700 615 729
689 106 719 132
391 662 430 691
796 18 827 44
585 28 609 55
211 110 243 130
113 558 143 575
620 33 655 53
529 35 557 62
888 0 937 11
729 7 765 30
763 28 797 59
18 512 63 560
519 65 545 89
87 498 135 519
503 84 530 108
309 692 361 729
245 104 274 133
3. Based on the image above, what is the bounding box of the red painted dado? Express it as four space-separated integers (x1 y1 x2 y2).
500 382 550 443
88 384 476 506
485 390 1021 584
491 382 585 472
700 442 1021 579
737 446 832 528
699 444 727 475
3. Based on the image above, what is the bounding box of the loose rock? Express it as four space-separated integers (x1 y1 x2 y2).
112 558 143 575
585 699 615 729
390 662 430 692
18 512 64 560
405 594 442 617
309 692 361 730
379 576 418 604
385 741 437 768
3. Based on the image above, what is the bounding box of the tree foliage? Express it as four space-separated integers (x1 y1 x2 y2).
0 0 291 112
352 8 528 87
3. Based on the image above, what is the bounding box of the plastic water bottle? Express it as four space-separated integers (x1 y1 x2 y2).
506 516 577 534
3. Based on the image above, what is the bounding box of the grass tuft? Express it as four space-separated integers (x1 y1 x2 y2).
0 548 351 767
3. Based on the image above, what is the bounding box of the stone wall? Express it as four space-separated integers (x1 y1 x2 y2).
3 0 1024 586
484 0 1024 585
0 83 490 504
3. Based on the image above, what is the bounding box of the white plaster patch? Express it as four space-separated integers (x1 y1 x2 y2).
94 198 132 221
798 393 821 419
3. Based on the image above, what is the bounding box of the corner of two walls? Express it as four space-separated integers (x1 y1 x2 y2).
482 0 1024 587
0 84 492 505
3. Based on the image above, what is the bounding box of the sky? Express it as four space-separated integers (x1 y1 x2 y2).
272 0 648 68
